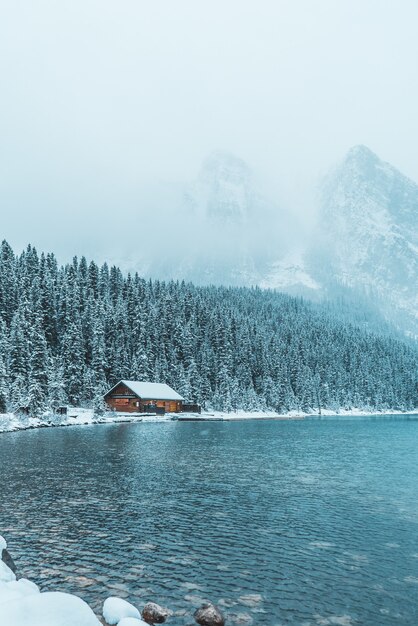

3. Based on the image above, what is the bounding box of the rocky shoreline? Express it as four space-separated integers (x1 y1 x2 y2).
1 536 226 626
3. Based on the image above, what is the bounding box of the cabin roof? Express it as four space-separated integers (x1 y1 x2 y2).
105 380 184 401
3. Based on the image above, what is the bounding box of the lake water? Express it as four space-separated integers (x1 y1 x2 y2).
0 417 417 625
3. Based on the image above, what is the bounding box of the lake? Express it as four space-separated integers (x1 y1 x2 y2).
0 417 417 625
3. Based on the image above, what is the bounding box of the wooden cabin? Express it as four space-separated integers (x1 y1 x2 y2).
104 380 184 414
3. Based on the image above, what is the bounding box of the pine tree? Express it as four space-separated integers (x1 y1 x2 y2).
0 353 7 413
28 322 50 417
62 321 85 405
48 359 67 410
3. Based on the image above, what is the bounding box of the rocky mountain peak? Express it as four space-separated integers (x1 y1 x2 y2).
199 150 252 187
315 145 418 335
186 151 256 223
345 144 379 165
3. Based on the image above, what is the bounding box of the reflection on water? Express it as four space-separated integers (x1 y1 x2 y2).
0 417 417 625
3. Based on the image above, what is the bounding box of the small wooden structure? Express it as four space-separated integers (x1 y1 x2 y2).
182 403 202 414
104 380 184 414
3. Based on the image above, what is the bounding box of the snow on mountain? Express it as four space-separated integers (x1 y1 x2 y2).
122 145 417 337
146 150 284 286
185 151 255 223
311 144 418 335
260 251 320 294
185 144 418 336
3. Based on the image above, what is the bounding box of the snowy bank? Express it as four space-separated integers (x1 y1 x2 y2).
1 406 417 434
175 407 418 421
0 408 292 433
0 408 147 434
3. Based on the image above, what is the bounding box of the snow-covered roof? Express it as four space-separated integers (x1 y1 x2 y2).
116 380 184 401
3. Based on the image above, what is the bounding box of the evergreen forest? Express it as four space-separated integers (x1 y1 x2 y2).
0 241 416 416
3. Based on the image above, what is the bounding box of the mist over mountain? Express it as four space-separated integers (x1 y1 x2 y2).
137 151 294 287
135 146 418 338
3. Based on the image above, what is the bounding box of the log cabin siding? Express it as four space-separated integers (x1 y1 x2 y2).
104 382 183 413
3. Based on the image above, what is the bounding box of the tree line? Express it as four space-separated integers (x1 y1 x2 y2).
0 240 416 416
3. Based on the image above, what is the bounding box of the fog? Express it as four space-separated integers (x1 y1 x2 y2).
0 0 417 269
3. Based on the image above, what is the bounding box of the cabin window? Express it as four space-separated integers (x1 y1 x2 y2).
115 398 130 406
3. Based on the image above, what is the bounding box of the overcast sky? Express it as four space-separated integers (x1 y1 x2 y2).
1 0 417 262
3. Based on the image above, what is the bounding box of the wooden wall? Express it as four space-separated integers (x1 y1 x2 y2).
104 384 182 413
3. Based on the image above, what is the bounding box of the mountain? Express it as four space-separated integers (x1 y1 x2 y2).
309 145 418 336
147 151 288 286
134 146 418 337
185 151 256 223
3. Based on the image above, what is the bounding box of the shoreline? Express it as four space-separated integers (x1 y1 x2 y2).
0 407 417 434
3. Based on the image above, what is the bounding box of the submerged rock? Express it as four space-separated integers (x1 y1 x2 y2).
194 603 225 626
142 601 171 624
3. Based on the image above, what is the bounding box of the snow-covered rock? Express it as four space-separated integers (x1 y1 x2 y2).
0 578 39 606
0 558 16 583
1 536 17 576
1 590 100 626
103 597 141 625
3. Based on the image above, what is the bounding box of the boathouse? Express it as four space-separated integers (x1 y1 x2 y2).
104 380 184 414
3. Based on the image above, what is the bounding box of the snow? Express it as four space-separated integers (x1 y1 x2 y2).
0 560 16 583
176 408 418 421
0 537 16 583
260 251 320 292
116 381 184 401
317 144 418 336
0 579 39 606
102 597 141 624
1 591 100 626
0 407 174 433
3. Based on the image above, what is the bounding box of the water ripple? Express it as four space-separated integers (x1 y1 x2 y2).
0 418 417 625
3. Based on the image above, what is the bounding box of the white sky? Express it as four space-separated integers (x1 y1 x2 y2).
0 0 417 261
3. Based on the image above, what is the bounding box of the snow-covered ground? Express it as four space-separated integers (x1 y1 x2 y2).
0 407 417 434
175 407 418 420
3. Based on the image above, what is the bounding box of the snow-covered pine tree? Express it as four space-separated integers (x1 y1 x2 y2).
62 321 85 405
0 240 415 413
28 321 50 417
